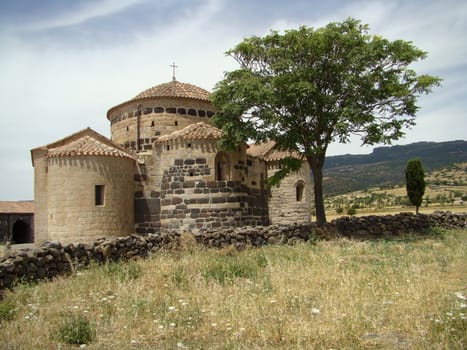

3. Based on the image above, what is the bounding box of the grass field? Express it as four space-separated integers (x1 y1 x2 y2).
0 229 466 349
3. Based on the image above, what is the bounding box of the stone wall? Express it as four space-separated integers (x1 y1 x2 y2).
268 161 313 225
46 156 135 243
109 98 215 151
1 212 465 293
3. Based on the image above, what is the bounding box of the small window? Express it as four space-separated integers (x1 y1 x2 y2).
95 185 105 206
174 121 178 126
187 143 192 148
189 170 194 176
166 145 170 151
296 182 304 202
151 121 155 127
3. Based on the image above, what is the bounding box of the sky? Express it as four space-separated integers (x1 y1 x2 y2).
0 0 466 200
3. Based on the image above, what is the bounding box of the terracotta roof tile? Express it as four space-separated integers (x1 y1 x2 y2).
0 201 34 214
247 140 300 161
246 141 276 158
32 128 136 161
133 80 210 101
155 122 222 143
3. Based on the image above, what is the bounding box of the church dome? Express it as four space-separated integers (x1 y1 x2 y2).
133 80 211 102
107 80 211 120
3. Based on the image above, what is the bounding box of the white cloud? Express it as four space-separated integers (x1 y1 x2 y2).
9 0 146 32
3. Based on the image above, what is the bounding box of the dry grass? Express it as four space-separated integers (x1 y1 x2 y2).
1 228 466 349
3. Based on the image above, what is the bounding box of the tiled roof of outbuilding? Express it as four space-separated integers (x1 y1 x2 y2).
155 122 222 143
0 201 34 214
31 128 136 162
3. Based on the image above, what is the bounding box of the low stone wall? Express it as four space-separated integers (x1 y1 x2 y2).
1 212 465 293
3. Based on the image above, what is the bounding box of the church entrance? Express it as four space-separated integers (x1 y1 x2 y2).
12 219 30 244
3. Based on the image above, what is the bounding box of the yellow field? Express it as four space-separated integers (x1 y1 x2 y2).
1 228 466 349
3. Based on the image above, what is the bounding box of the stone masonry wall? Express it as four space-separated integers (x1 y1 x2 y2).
46 156 135 243
268 161 313 225
109 98 215 151
1 212 464 293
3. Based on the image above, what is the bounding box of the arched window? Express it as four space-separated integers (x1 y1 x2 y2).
215 152 230 181
296 181 305 202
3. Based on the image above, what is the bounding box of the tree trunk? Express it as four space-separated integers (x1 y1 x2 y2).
415 205 419 215
308 155 327 226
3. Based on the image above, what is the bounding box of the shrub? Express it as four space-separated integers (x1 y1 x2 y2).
202 256 260 285
347 207 357 216
104 261 141 282
56 313 95 345
0 299 16 322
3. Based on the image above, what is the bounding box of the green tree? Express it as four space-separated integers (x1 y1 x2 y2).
405 159 426 214
211 18 441 225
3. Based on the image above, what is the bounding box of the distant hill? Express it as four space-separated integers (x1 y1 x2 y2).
323 140 467 196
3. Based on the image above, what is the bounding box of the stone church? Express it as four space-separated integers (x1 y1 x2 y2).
31 77 312 243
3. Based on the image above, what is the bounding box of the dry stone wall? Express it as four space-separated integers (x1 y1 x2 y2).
0 212 465 292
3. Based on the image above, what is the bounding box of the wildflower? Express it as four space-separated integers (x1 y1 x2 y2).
212 323 218 327
158 325 164 329
311 307 320 315
455 292 466 301
459 303 467 309
131 340 137 344
168 306 177 312
169 323 176 327
177 342 185 348
270 299 277 304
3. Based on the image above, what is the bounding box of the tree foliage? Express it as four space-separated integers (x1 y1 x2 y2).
405 159 426 214
211 18 441 225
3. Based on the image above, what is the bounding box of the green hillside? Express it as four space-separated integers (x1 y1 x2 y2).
323 140 467 196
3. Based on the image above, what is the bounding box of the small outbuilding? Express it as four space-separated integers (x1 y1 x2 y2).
0 201 34 243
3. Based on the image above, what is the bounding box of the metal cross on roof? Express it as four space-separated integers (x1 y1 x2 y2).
170 62 179 81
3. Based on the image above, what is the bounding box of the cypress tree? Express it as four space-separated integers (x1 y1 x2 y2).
405 159 425 214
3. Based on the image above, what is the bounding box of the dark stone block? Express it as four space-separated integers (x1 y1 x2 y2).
172 197 183 205
171 182 182 189
196 158 207 164
210 188 219 193
167 107 176 114
207 181 217 188
177 108 186 115
188 108 197 116
143 108 153 114
184 159 195 165
150 191 160 198
134 198 160 223
134 191 144 198
183 181 195 188
211 197 226 204
161 183 169 190
196 197 209 204
196 181 206 188
220 187 232 193
175 189 184 194
198 110 206 117
154 107 164 113
194 188 203 194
